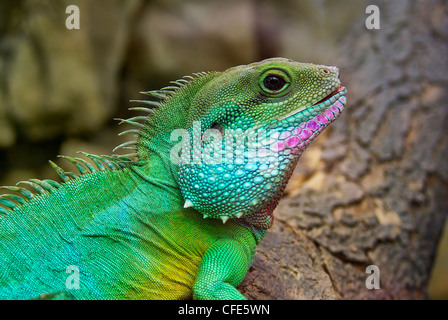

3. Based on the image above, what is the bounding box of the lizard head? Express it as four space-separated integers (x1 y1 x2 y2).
167 58 346 225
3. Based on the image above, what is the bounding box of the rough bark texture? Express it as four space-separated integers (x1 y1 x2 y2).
239 0 448 299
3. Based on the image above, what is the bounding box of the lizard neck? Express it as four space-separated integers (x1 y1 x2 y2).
132 131 277 245
235 154 301 244
131 133 183 206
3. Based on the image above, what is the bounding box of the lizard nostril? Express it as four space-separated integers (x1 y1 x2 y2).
322 69 330 75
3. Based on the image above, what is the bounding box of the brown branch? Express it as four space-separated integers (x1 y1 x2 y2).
240 0 448 300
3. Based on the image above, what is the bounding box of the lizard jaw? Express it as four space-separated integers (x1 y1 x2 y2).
179 88 347 223
266 86 346 154
276 85 346 122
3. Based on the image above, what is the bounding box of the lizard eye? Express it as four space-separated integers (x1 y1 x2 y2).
260 70 290 95
263 75 286 91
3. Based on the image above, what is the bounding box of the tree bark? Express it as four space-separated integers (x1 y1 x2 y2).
240 0 448 299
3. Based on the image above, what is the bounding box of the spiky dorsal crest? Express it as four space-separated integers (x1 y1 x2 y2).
114 71 216 158
0 71 214 214
0 153 139 214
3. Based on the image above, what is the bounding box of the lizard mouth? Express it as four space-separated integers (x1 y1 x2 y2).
264 85 346 154
275 85 346 123
315 85 346 105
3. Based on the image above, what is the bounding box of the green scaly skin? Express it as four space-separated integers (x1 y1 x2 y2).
0 58 346 299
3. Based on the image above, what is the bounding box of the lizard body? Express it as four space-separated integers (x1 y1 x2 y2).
0 58 346 299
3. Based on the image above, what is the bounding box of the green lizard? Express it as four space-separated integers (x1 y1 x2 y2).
0 57 346 299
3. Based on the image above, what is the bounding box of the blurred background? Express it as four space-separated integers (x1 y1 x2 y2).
0 0 446 299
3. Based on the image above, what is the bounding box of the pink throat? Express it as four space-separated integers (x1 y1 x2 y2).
270 95 346 153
